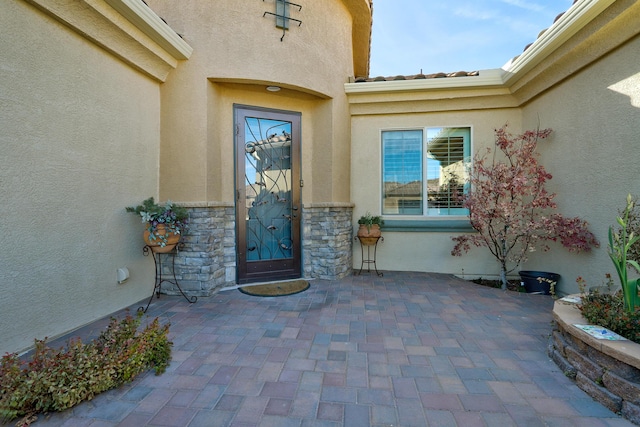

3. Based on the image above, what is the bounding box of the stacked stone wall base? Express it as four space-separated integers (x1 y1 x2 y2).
302 204 354 280
162 203 354 296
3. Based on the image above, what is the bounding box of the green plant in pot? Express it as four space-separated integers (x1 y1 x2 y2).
126 197 189 253
357 212 384 245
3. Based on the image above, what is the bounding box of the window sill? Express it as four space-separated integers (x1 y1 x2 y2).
381 219 474 232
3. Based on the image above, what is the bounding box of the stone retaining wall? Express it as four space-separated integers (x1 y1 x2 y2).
551 301 640 425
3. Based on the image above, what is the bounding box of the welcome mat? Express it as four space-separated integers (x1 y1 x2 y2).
239 280 310 297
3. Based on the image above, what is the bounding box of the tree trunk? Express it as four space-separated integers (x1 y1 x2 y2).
500 265 508 290
500 236 508 290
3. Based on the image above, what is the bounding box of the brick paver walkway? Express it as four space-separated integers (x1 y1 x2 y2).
27 272 634 426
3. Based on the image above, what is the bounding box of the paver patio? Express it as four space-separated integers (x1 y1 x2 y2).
24 272 634 426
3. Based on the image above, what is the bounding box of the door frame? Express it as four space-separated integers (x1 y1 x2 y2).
234 104 302 284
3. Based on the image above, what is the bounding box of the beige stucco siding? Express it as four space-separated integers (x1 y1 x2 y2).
205 83 329 205
347 0 640 292
0 1 163 353
520 33 640 293
350 107 521 276
145 0 364 204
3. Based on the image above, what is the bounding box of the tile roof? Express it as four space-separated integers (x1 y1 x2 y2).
514 6 574 60
355 71 480 83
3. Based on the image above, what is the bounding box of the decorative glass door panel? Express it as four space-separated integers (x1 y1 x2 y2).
235 106 301 284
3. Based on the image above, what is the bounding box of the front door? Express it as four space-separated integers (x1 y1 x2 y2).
235 106 302 284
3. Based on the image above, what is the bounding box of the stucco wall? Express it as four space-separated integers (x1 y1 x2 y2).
350 107 522 277
347 1 639 288
0 1 163 353
206 83 327 206
520 34 640 294
145 0 363 204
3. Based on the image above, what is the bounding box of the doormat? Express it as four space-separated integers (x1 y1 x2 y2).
239 280 309 297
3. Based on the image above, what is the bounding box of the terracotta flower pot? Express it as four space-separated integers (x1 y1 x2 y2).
357 224 381 245
143 224 180 253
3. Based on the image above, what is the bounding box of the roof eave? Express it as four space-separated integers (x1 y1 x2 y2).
501 0 616 85
343 0 373 79
346 0 616 94
105 0 193 60
345 69 506 94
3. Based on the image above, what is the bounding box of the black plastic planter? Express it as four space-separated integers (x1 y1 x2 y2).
519 271 560 295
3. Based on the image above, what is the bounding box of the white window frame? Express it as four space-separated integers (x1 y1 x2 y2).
380 126 472 221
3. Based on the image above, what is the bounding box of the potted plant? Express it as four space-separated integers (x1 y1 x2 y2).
357 212 384 245
126 197 189 253
451 125 599 291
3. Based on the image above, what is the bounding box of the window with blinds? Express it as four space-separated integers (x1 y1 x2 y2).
382 127 470 217
382 130 423 215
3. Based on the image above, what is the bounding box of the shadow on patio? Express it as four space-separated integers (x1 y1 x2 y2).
27 272 633 426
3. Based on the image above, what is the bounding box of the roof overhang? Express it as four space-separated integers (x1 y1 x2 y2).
24 0 193 82
105 0 193 60
501 0 616 85
345 0 617 95
345 69 505 94
342 0 373 79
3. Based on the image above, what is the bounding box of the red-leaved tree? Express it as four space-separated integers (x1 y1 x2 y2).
451 125 599 289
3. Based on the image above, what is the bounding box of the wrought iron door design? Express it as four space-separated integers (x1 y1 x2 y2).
235 106 301 283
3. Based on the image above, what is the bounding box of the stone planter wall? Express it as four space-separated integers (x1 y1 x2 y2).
551 301 640 425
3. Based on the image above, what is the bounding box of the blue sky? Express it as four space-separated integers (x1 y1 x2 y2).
369 0 574 77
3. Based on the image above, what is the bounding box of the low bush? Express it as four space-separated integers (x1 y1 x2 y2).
579 290 640 344
0 312 172 423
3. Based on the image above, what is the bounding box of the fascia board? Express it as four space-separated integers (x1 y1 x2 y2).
501 0 616 85
344 69 506 94
105 0 193 60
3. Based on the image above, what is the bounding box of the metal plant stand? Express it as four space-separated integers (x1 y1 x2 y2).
139 243 197 313
354 236 383 277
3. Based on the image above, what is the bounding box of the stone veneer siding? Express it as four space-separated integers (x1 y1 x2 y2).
302 204 354 280
160 203 354 296
159 203 235 296
551 301 640 425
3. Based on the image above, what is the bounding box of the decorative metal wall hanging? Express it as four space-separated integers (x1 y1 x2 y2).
263 0 302 41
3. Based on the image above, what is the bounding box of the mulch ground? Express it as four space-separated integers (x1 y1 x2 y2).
470 278 524 293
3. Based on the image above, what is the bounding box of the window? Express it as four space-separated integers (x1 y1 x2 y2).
275 0 290 29
382 127 470 217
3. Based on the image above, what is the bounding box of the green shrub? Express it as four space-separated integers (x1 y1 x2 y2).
579 290 640 344
0 312 172 422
